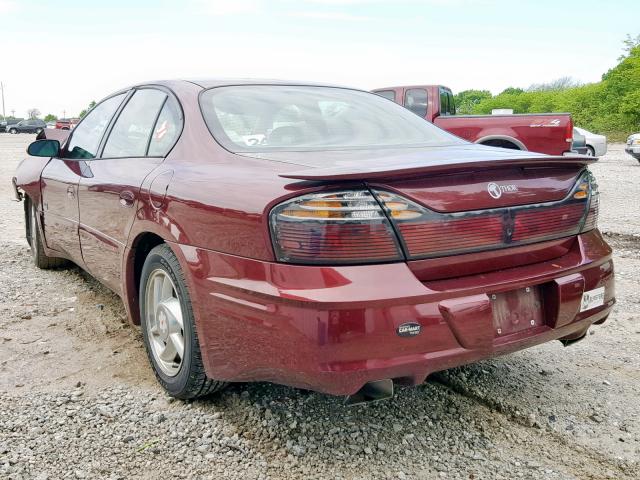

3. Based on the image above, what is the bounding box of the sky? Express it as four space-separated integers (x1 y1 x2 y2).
0 0 637 119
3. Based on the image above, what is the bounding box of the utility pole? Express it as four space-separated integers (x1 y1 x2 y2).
0 82 5 120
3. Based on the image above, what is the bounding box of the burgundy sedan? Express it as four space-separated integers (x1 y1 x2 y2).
13 80 615 403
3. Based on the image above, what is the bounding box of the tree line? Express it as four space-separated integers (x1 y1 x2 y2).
455 35 640 141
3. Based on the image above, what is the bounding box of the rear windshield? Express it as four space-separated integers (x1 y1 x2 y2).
200 85 461 152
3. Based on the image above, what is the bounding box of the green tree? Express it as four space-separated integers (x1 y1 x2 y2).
44 114 57 122
499 87 524 95
454 89 492 114
618 33 640 61
79 100 97 118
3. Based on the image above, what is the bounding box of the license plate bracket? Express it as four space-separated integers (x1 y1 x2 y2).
491 286 544 337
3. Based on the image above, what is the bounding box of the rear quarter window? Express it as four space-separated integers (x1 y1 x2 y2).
148 95 183 157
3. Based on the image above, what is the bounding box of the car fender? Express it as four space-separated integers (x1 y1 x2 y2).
14 156 53 206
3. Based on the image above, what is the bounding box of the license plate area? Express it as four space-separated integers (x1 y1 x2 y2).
491 286 544 337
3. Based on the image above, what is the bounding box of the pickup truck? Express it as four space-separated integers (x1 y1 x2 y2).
372 85 574 156
55 118 79 130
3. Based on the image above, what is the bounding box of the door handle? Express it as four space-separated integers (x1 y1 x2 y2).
66 185 75 199
119 190 136 208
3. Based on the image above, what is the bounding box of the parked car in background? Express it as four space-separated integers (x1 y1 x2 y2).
55 118 79 130
575 127 607 157
626 133 640 162
373 85 574 156
6 118 47 134
46 122 56 129
13 79 614 403
1 118 24 133
571 128 588 155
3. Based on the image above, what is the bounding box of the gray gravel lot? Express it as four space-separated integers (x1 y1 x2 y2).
1 135 638 479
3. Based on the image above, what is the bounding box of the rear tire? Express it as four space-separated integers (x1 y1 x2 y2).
9 128 17 134
585 146 595 156
26 198 68 269
140 244 227 399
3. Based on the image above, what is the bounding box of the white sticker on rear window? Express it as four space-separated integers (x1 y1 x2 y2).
580 287 605 312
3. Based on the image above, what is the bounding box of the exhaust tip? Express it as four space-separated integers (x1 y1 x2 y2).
344 379 394 406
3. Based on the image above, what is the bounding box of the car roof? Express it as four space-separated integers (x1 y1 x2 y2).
132 78 356 90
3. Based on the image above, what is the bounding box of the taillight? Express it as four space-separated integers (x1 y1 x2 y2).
269 190 403 264
566 118 574 144
270 172 598 265
580 171 599 232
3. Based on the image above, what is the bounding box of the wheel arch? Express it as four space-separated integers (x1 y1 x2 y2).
476 135 527 151
123 231 166 325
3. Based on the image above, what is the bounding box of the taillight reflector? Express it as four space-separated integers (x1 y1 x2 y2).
399 214 503 257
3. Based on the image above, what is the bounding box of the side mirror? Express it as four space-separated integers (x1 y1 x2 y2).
27 139 60 158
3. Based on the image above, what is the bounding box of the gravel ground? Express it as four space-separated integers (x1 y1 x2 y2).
1 136 638 480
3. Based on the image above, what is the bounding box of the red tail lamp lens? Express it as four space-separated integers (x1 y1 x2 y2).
512 203 584 242
270 191 403 264
399 214 504 257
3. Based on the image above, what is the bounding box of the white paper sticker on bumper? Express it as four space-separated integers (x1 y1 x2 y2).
580 287 605 312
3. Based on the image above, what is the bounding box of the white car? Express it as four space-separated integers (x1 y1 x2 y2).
625 133 640 162
574 127 607 157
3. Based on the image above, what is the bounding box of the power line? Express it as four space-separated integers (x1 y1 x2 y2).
0 82 5 120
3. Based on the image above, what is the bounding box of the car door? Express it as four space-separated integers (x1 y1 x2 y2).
77 87 179 293
40 93 126 265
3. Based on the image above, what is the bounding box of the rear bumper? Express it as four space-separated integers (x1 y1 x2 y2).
175 230 614 396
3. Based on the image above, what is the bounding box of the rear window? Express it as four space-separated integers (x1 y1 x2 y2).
200 85 460 152
404 88 428 117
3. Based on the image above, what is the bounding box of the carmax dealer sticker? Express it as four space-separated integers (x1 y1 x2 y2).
580 287 605 312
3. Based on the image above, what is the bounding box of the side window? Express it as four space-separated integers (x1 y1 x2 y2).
439 88 449 116
448 91 456 115
103 89 168 158
375 90 396 102
439 88 456 116
64 94 125 159
148 96 182 157
404 88 428 117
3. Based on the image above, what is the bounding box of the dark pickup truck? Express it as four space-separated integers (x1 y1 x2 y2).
373 85 574 156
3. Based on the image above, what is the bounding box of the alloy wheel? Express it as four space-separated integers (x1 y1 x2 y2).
144 269 185 377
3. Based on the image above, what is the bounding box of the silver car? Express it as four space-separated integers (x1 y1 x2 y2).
574 127 607 157
626 133 640 162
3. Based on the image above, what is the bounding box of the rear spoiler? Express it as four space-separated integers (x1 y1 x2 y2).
279 155 596 181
